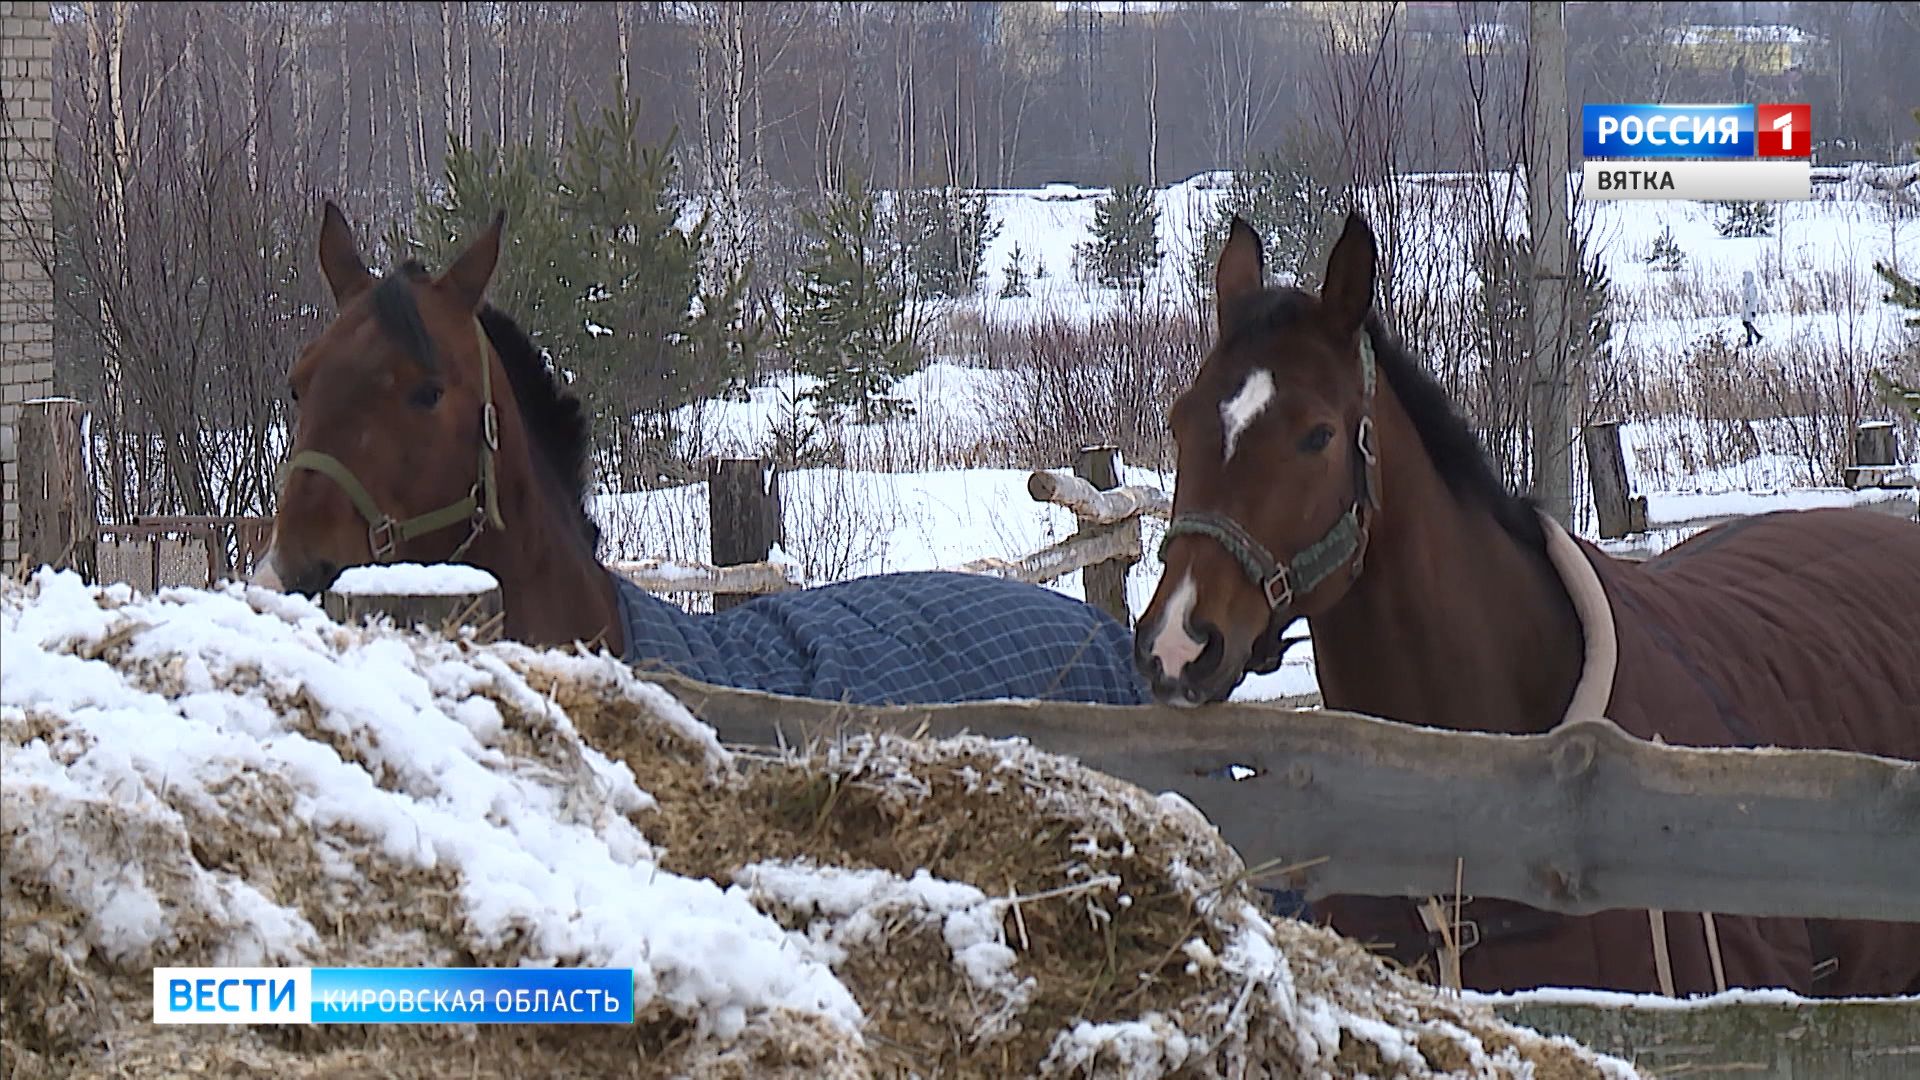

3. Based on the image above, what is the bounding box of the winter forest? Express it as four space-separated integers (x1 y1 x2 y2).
23 1 1920 557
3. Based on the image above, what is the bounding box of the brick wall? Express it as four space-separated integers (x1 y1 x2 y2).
1 2 54 572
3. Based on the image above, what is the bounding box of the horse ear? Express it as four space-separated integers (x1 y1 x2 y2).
1320 210 1377 334
439 209 507 313
1214 217 1264 324
318 200 373 307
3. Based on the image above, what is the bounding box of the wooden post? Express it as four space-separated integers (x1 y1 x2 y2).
1075 445 1134 627
1582 421 1646 539
1844 421 1910 490
1854 422 1898 468
1526 1 1574 529
17 399 97 580
708 457 782 612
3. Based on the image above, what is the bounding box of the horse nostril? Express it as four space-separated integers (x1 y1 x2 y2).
290 560 341 598
1187 621 1225 682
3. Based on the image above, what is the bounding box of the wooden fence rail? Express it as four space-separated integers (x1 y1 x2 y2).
642 671 1920 925
1585 418 1917 541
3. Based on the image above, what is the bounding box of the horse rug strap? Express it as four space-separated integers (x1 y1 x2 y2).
1158 330 1381 619
279 321 505 562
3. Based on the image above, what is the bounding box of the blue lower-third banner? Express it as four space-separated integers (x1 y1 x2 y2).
153 966 635 1024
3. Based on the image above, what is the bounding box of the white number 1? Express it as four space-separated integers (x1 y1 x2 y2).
1772 112 1794 150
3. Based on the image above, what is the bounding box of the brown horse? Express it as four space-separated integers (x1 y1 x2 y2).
1138 211 1920 997
259 203 626 651
256 202 1150 707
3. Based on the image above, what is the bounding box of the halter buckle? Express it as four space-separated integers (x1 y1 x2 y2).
369 518 398 562
1261 568 1294 611
483 402 500 451
1357 415 1378 468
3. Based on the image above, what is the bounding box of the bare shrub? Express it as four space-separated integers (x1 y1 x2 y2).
978 306 1208 473
775 468 906 584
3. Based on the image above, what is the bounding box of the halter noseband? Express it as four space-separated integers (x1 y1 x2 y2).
279 321 506 564
1159 331 1382 651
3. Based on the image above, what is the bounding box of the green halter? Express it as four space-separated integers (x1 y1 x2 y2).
1160 331 1381 620
279 321 506 564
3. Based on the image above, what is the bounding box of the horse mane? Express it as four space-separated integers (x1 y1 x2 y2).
1230 287 1547 554
1362 310 1547 553
476 305 603 553
367 261 601 553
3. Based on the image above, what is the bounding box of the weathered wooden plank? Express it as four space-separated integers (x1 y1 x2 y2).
1027 470 1171 525
324 587 503 638
1844 464 1918 491
639 673 1920 924
610 558 800 596
1486 993 1920 1079
944 522 1141 585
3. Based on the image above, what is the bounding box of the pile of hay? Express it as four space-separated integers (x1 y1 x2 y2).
1 570 1640 1078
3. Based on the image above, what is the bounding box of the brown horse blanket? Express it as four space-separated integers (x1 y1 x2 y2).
1329 506 1920 997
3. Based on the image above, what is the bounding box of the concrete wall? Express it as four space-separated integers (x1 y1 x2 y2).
1 2 55 572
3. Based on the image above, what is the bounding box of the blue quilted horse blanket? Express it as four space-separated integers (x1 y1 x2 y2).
609 569 1149 706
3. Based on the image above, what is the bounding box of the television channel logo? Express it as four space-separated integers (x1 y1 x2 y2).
1580 103 1811 201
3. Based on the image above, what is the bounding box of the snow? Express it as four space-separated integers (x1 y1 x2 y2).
1 568 859 1043
1648 486 1914 527
1466 985 1881 1010
734 861 1036 1036
331 562 502 596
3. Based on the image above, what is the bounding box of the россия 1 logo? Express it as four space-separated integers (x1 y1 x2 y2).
1580 103 1811 202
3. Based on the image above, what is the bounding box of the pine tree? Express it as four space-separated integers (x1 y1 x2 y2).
1645 225 1686 271
394 94 758 489
1713 200 1777 238
897 186 1000 298
1077 174 1162 289
1000 243 1032 298
783 175 921 424
1192 134 1346 298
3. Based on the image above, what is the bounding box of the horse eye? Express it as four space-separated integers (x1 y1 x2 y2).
409 383 445 410
1299 425 1335 453
288 382 299 404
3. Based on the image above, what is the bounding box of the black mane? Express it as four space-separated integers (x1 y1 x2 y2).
477 305 602 553
368 261 600 553
1229 286 1546 553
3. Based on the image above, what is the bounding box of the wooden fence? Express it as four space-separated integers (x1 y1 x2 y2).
1583 419 1919 546
629 446 1162 625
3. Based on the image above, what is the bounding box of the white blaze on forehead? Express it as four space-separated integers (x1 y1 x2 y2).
1220 369 1276 461
1148 573 1207 679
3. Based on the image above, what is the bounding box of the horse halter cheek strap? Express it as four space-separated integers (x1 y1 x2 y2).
1160 332 1382 624
279 321 506 564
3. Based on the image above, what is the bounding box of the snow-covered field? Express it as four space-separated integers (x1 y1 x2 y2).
589 166 1920 702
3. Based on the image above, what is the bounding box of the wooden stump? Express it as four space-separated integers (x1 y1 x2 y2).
1582 421 1646 539
1845 422 1907 490
1854 421 1898 468
708 457 783 612
323 587 503 640
17 398 97 579
1075 446 1134 627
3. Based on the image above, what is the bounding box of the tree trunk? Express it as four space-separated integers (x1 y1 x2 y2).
1526 0 1573 528
441 1 455 147
338 10 351 188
